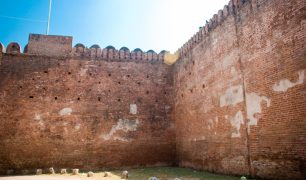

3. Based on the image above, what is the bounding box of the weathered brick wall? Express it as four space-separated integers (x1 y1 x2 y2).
173 0 306 179
0 52 175 174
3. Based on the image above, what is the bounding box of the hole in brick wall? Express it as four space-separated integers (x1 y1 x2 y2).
137 98 142 103
118 65 121 68
67 88 70 90
155 99 158 103
108 90 111 93
98 64 101 67
78 80 81 83
58 63 60 66
79 64 82 67
19 86 22 89
127 75 130 78
89 89 92 91
146 91 149 94
202 84 206 88
192 60 195 65
181 94 184 98
189 72 192 75
29 96 34 99
44 70 48 74
98 97 101 101
55 80 59 83
108 73 111 77
163 76 167 79
32 78 35 81
118 81 121 85
164 91 167 95
54 97 58 100
43 87 46 90
77 97 80 101
190 89 193 93
68 72 71 75
98 81 101 84
137 82 141 86
147 75 149 78
117 98 121 102
89 73 92 76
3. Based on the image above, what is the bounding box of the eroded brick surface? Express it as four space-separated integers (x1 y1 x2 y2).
0 54 175 174
174 0 306 179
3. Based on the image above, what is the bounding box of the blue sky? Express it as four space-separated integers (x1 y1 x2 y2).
0 0 229 53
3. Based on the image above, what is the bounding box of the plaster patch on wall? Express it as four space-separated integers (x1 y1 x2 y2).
246 93 271 132
79 68 88 76
220 85 244 107
101 119 140 141
59 108 72 116
272 70 304 92
229 111 244 138
34 113 41 121
129 104 137 115
75 124 81 130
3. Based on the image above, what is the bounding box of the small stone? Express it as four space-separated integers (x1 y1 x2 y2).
49 167 55 174
60 169 67 174
121 170 128 179
6 170 14 175
104 172 109 177
87 171 94 177
22 170 29 175
241 176 247 180
36 169 43 175
72 169 79 175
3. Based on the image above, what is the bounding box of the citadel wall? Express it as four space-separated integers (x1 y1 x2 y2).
173 0 306 179
0 36 175 174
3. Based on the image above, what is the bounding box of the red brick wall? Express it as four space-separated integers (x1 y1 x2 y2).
0 53 175 174
173 0 306 179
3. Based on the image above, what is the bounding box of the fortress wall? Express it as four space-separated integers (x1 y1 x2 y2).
0 52 175 174
173 0 306 179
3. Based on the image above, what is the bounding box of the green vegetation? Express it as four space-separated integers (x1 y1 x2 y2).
112 167 240 180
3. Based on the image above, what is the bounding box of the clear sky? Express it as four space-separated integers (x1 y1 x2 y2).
0 0 229 53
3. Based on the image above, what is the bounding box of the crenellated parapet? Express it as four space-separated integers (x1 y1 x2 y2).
175 0 253 59
0 34 168 64
72 43 166 63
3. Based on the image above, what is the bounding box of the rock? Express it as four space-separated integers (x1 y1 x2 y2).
60 169 67 174
87 171 94 177
21 169 29 175
104 172 109 177
6 170 14 175
36 169 43 175
174 178 181 180
72 169 79 175
241 176 247 180
121 170 128 179
49 167 55 174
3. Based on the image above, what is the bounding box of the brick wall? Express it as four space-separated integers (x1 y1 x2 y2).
173 0 306 179
0 53 175 174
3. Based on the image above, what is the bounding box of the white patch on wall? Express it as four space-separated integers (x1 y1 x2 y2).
246 93 271 132
34 113 41 121
220 85 244 107
101 119 140 142
129 104 137 115
79 68 88 76
59 108 72 116
229 111 244 138
272 70 304 92
75 124 81 130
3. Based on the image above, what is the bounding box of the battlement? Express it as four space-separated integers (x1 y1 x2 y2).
175 0 253 58
0 34 167 64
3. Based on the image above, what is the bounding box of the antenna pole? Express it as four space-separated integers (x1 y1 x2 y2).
46 0 52 35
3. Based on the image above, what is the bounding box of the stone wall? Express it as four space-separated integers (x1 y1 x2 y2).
0 49 175 174
173 0 306 179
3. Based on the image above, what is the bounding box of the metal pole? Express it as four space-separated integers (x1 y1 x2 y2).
46 0 52 35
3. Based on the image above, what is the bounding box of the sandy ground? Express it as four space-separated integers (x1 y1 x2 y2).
0 173 122 180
